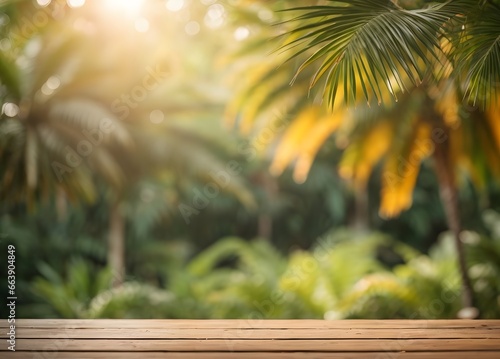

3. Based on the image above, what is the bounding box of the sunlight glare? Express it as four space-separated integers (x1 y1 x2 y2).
204 3 225 29
185 21 200 36
233 27 249 41
103 0 144 16
150 110 165 124
0 13 9 26
46 76 61 90
165 0 184 12
2 103 19 117
0 38 11 51
67 0 85 8
135 18 149 33
36 0 51 7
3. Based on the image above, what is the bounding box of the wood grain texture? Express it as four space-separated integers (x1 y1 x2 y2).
5 353 500 359
2 319 500 329
7 327 500 339
13 338 500 351
1 319 499 358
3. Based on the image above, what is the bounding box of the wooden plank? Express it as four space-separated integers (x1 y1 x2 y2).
3 320 499 358
5 352 500 359
5 327 500 339
3 319 500 329
11 338 500 352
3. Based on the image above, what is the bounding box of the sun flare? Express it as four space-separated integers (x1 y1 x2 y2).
102 0 145 16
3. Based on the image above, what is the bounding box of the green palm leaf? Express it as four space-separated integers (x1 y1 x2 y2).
135 124 256 210
455 8 500 105
0 54 21 100
280 0 465 106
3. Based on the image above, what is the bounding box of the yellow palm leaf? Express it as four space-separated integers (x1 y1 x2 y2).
450 123 484 188
293 109 346 183
434 84 460 128
485 99 500 153
339 120 393 188
224 62 280 128
239 72 291 134
477 113 500 178
270 106 321 176
380 122 432 218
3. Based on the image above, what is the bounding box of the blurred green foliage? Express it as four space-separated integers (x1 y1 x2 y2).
18 217 500 319
0 0 499 320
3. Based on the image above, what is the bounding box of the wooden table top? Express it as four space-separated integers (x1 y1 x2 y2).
1 319 500 358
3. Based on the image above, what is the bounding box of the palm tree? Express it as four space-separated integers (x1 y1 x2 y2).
1 0 255 286
226 0 500 316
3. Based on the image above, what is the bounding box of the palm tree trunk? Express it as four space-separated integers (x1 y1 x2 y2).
352 190 369 231
433 141 475 312
55 187 67 221
108 201 125 287
257 172 276 240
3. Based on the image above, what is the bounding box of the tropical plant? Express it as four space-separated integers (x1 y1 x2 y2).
226 0 500 315
0 0 255 285
28 258 178 319
467 210 500 318
24 226 500 319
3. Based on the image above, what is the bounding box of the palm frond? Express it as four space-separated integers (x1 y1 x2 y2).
455 8 500 106
0 53 21 100
280 0 466 107
338 118 393 188
49 99 133 147
134 123 256 209
269 105 322 176
380 121 432 218
292 110 344 183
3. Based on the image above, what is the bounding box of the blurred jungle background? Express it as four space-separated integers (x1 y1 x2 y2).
1 0 500 319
